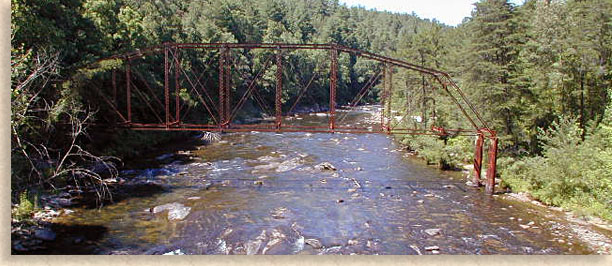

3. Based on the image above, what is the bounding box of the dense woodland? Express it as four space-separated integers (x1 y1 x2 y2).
11 0 612 220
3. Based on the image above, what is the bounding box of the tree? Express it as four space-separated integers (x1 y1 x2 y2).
462 0 527 151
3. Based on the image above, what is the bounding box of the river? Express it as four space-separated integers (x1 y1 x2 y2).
50 106 601 255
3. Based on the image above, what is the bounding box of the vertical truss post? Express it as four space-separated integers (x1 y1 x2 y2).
164 44 170 128
485 136 498 195
225 48 231 126
473 133 484 187
219 46 226 127
381 65 387 129
386 64 393 134
275 49 283 130
329 46 338 132
126 58 132 123
174 46 181 125
112 68 117 106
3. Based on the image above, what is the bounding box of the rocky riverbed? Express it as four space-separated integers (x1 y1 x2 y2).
12 106 612 255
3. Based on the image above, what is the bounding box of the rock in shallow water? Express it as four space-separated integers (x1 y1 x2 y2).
168 206 191 220
34 228 56 241
305 238 322 249
424 245 440 251
152 202 182 213
271 207 289 219
151 202 191 221
314 162 336 171
163 249 185 255
424 228 442 236
276 157 303 173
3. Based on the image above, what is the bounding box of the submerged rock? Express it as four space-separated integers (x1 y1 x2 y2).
245 230 267 255
271 207 289 219
253 162 280 171
156 153 174 161
276 157 303 173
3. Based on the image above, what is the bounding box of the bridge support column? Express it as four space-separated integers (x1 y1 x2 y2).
126 58 132 123
485 137 498 195
225 48 231 127
386 64 393 134
329 46 337 132
219 46 228 128
174 47 181 125
164 44 170 128
472 133 484 187
112 68 117 107
381 66 386 129
275 49 283 130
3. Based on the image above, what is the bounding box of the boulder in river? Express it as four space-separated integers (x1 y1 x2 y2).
152 202 182 213
424 228 442 236
305 238 322 249
314 162 336 171
168 206 191 221
151 202 191 221
424 245 440 251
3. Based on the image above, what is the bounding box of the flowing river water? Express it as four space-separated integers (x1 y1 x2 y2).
50 107 606 255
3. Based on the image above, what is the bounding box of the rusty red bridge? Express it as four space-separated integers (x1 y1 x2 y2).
90 42 499 194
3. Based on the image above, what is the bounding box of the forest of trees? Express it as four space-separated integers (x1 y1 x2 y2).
11 0 612 220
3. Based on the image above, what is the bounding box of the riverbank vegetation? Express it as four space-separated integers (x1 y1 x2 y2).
11 0 611 221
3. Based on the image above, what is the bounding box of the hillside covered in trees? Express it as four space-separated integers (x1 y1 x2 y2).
11 0 612 221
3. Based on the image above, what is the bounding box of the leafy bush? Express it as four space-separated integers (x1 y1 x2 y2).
400 134 473 170
13 191 36 222
501 116 612 221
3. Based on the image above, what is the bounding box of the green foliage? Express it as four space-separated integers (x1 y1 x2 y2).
401 135 472 170
501 115 612 220
13 191 36 221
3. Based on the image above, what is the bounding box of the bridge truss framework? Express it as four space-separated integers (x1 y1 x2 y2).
93 43 499 194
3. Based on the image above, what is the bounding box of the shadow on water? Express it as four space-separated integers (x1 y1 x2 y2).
12 223 108 255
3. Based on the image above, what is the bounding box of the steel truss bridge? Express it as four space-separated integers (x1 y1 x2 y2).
90 43 499 194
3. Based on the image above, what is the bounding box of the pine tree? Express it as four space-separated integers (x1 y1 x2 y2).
462 0 527 151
